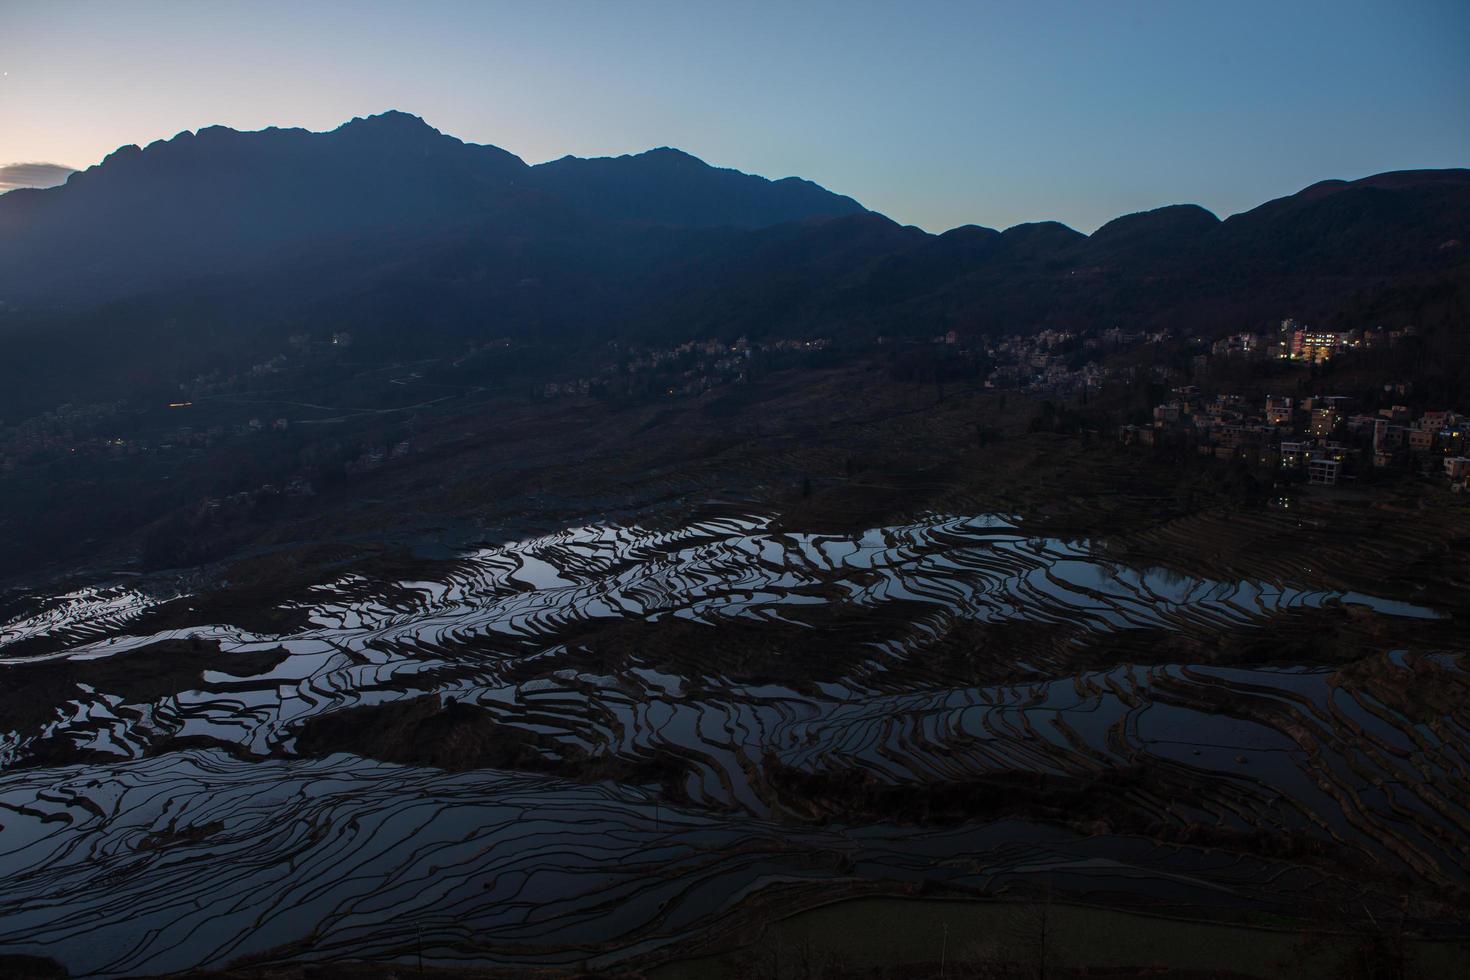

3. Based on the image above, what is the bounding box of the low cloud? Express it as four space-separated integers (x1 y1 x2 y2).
0 162 76 193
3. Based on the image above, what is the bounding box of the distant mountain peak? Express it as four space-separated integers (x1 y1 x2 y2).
1000 220 1085 243
1089 203 1220 243
635 146 707 165
324 111 528 172
330 111 452 148
528 146 865 228
0 111 868 306
546 146 711 169
336 109 436 133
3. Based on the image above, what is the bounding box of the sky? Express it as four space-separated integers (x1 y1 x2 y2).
1 0 1467 232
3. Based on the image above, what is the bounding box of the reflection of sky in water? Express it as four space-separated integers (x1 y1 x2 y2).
1 512 1446 773
3 513 1440 665
0 513 1463 975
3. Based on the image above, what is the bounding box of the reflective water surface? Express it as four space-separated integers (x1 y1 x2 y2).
0 514 1463 976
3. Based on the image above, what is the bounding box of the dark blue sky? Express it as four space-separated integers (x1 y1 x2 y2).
2 0 1467 231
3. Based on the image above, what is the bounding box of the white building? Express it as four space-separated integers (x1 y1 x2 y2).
1308 458 1341 486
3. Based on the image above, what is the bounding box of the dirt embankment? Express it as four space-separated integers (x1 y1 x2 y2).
291 696 694 798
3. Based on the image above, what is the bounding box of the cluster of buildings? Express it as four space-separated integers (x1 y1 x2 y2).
197 478 317 521
0 401 126 471
537 336 838 401
982 327 1166 396
1121 386 1468 489
0 387 311 476
1272 318 1417 364
189 436 415 522
537 337 753 400
184 355 291 399
344 439 415 475
1200 319 1415 366
495 326 1179 404
184 329 365 400
1364 406 1470 483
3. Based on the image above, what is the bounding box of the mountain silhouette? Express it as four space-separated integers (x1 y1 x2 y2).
0 111 864 308
0 112 1466 415
528 147 865 228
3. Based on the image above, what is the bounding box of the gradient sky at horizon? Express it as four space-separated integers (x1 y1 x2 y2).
1 0 1467 232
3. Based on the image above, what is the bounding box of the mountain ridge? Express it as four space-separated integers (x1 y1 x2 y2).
0 110 869 308
0 111 1465 416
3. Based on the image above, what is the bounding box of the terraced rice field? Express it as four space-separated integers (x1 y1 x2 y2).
0 512 1465 976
